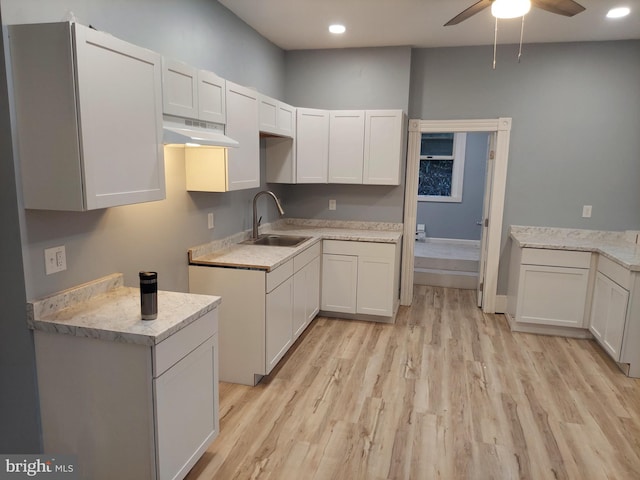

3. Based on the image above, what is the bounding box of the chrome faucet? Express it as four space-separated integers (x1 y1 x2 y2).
252 190 285 240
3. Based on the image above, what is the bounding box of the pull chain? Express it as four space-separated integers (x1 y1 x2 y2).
518 15 525 63
493 16 498 70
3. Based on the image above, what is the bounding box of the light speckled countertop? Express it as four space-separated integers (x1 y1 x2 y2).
27 273 221 346
189 218 403 272
510 226 640 271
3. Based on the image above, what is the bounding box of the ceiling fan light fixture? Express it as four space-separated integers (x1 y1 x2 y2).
491 0 532 19
606 7 630 18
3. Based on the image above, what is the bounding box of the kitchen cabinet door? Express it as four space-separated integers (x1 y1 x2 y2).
516 264 590 328
155 333 219 480
328 111 365 184
11 22 165 211
363 110 404 185
590 271 630 361
198 70 226 124
321 254 358 314
293 255 320 340
226 81 260 190
296 108 329 183
357 255 394 317
162 58 199 119
266 277 294 373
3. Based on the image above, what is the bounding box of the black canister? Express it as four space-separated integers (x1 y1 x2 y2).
139 271 158 320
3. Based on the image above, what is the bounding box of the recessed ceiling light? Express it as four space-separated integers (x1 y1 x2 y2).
607 7 630 18
329 24 346 34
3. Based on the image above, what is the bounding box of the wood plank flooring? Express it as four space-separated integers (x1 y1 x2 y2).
186 286 640 479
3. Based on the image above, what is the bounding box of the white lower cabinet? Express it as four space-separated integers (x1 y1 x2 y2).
266 274 294 372
189 242 321 385
589 257 631 361
293 255 321 340
321 240 400 320
507 247 593 334
34 309 219 480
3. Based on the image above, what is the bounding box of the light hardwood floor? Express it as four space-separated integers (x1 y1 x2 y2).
186 286 640 480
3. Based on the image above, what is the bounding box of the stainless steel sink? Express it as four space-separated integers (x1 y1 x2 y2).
242 235 311 247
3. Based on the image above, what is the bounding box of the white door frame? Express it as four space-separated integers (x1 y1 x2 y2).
400 118 512 313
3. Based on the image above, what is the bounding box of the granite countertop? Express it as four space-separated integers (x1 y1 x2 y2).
189 218 403 272
510 226 640 271
27 273 221 346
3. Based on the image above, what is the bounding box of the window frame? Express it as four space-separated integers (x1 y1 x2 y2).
418 132 467 203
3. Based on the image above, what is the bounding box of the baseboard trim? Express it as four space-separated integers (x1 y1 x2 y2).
416 237 480 247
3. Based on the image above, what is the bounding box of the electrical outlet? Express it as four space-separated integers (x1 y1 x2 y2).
417 224 425 232
44 245 66 275
329 199 336 211
582 205 592 218
208 212 214 229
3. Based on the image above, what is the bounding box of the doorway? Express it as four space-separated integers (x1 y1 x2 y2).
414 131 490 290
400 118 512 314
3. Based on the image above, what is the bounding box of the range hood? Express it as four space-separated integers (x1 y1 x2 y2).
163 115 239 148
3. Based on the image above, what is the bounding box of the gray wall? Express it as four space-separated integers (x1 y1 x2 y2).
417 132 489 240
0 0 286 449
2 0 287 300
281 47 412 223
0 5 40 453
410 41 640 291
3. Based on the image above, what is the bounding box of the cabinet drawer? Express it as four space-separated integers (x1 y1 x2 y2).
521 248 591 269
294 242 321 272
267 259 294 293
598 255 631 289
323 239 396 259
154 308 218 377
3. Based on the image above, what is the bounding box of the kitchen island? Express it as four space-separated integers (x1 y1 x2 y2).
507 226 640 378
28 273 221 480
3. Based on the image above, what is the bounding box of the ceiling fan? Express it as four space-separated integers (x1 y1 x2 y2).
444 0 586 26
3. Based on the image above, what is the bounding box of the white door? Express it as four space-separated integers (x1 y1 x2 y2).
198 70 226 124
162 58 198 118
357 255 393 316
265 277 294 373
477 133 495 307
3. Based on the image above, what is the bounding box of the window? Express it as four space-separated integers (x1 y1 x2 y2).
418 132 466 203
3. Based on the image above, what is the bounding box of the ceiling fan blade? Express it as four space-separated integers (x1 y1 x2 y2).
444 0 493 26
532 0 586 17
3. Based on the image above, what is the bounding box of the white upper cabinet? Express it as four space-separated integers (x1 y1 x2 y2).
162 58 226 124
328 111 365 184
364 110 405 185
259 94 296 138
296 108 330 183
268 108 404 185
10 22 165 211
225 81 260 190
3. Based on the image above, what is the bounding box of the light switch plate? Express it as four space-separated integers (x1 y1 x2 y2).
329 199 336 211
208 212 214 229
45 245 66 275
582 205 592 218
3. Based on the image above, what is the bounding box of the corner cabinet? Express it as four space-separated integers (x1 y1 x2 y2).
589 256 631 361
321 240 401 321
162 58 226 124
506 247 593 336
34 309 219 480
9 22 165 211
259 94 296 137
189 242 321 385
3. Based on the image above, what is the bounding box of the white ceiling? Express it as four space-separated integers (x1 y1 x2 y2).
218 0 640 50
